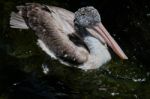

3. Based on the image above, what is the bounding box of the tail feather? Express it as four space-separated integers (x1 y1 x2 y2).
10 12 29 29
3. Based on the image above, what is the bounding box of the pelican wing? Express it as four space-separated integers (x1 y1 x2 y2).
39 5 90 65
9 3 89 65
44 5 75 35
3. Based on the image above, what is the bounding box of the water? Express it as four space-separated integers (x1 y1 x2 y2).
0 0 150 99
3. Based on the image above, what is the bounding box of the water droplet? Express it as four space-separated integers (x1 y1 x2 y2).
134 48 137 51
147 72 150 76
132 78 146 82
42 64 49 74
146 13 150 16
13 83 17 86
134 94 138 99
99 87 107 91
111 92 119 96
137 22 140 25
113 34 116 37
29 50 32 53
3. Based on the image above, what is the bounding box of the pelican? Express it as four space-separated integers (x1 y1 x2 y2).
10 3 128 70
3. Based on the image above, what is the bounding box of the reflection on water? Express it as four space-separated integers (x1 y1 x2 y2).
0 0 150 99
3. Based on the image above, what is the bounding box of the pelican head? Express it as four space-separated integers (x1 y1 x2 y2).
74 6 101 28
74 6 128 59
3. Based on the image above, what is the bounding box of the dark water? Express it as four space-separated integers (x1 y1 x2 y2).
0 0 150 99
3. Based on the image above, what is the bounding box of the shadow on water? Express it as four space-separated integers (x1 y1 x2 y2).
0 0 150 99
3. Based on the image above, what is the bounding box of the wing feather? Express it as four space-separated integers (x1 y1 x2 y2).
10 3 90 65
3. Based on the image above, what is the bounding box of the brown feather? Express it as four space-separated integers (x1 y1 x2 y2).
17 3 89 64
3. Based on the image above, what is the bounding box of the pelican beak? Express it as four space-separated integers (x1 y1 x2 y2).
87 23 128 59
